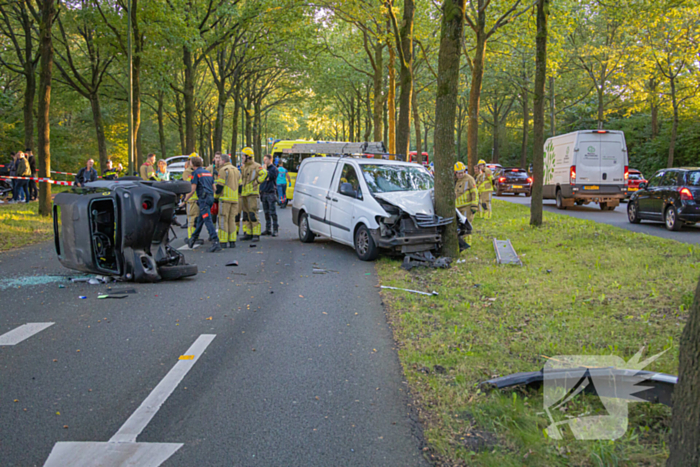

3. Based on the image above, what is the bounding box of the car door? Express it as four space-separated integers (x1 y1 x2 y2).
638 172 662 215
328 162 360 245
650 171 677 217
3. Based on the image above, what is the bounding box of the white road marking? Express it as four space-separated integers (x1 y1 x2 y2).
110 334 216 443
0 322 54 346
43 334 216 467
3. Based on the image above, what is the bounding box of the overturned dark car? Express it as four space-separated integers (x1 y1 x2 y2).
53 178 197 282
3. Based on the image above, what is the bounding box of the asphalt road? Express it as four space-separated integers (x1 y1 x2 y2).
497 194 700 244
0 209 428 466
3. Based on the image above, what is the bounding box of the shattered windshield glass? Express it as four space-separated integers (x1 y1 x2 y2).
360 164 434 193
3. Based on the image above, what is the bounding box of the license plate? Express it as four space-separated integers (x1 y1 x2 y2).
512 185 523 189
628 187 638 191
584 185 600 190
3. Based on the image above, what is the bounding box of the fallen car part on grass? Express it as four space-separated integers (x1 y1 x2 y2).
380 286 438 296
53 179 197 282
401 250 452 270
493 238 522 266
479 368 677 407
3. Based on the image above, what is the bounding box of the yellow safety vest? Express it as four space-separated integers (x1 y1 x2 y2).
216 163 241 202
456 175 479 208
183 167 198 201
241 161 267 196
477 168 494 192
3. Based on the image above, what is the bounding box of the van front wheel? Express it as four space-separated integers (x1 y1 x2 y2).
354 224 379 261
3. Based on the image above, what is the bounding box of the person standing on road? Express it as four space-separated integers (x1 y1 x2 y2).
454 161 477 250
102 160 123 180
182 156 221 252
239 147 267 242
26 149 37 201
476 160 494 219
260 155 279 237
75 158 98 187
215 153 241 249
140 153 157 181
14 151 31 203
276 160 290 205
183 155 200 243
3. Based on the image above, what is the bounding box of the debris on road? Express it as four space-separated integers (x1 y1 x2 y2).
97 294 127 299
380 286 438 296
78 296 87 299
226 261 239 267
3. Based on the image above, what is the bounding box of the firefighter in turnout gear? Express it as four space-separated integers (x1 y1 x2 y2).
455 161 477 250
215 154 241 248
183 154 201 243
239 147 268 242
476 159 494 219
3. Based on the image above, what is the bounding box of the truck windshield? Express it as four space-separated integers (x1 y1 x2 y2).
360 164 434 193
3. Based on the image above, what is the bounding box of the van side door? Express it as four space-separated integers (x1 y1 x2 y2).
299 160 335 236
328 162 361 246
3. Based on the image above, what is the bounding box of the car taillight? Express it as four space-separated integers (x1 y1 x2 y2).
499 177 506 183
570 165 576 185
680 187 694 201
624 166 629 187
527 177 533 184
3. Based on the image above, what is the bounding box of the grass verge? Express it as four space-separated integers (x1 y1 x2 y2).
378 200 699 466
0 202 54 252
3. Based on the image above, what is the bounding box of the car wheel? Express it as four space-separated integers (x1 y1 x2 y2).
665 205 682 231
158 264 198 280
354 224 379 261
556 189 567 210
298 211 315 243
627 201 641 224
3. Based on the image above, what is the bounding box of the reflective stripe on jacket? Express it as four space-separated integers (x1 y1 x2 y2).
455 175 478 208
241 161 267 196
216 163 241 202
476 168 494 192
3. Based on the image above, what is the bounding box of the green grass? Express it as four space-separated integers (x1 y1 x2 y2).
378 200 699 466
0 202 54 252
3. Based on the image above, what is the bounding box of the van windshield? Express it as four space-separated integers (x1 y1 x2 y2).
360 164 434 193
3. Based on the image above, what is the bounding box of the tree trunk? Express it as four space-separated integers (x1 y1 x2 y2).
133 54 142 166
89 95 108 172
412 87 422 163
597 85 605 130
245 97 252 148
157 93 166 159
549 75 555 136
383 99 389 143
650 77 659 139
424 123 429 155
667 276 700 466
387 31 397 154
254 100 262 161
433 0 465 258
183 46 195 153
37 0 56 217
530 0 548 227
349 97 355 142
466 27 487 170
668 76 677 168
456 105 462 160
521 79 529 169
492 116 500 163
364 84 372 141
231 94 239 155
395 0 414 158
176 94 185 155
213 82 226 153
23 64 36 151
373 42 384 142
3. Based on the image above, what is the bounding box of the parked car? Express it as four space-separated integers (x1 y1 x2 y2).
495 168 532 196
291 157 459 261
53 178 197 281
625 168 646 199
543 130 628 211
165 155 189 180
627 167 700 231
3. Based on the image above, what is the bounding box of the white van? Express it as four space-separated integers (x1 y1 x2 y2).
543 130 629 210
291 157 453 261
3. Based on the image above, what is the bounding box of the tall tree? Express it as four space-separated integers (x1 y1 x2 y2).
388 0 414 158
433 0 465 258
530 0 548 227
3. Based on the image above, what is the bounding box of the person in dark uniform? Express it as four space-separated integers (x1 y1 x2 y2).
182 156 221 252
102 160 123 180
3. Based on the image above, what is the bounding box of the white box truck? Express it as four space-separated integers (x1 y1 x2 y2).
543 130 629 210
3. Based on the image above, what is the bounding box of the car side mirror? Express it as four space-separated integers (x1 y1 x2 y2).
339 182 357 198
639 182 647 189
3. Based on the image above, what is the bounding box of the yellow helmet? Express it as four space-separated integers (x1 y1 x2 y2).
454 161 466 172
242 147 254 157
189 152 199 158
478 159 486 165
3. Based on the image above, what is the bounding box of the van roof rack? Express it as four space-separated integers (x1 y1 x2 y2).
283 141 387 156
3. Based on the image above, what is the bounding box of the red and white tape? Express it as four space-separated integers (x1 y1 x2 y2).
51 170 78 176
0 175 74 186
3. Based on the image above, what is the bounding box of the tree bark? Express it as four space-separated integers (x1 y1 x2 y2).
668 76 677 168
549 75 555 136
254 100 262 160
530 0 548 227
667 276 700 466
89 95 108 171
466 27 486 170
395 0 414 158
373 42 384 142
213 79 226 153
157 92 166 159
492 114 500 163
434 0 465 258
597 84 605 130
183 46 196 153
23 61 36 151
37 0 56 217
387 29 397 154
349 96 355 142
650 77 659 139
412 87 422 163
231 93 239 155
175 92 185 154
521 78 529 169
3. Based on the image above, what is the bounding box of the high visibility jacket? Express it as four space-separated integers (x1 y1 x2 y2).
140 163 155 181
241 161 267 196
103 168 119 180
476 167 494 192
206 165 219 199
216 163 241 202
183 167 198 201
456 175 479 208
